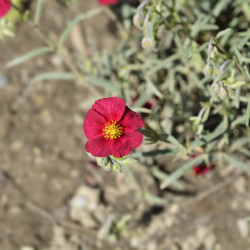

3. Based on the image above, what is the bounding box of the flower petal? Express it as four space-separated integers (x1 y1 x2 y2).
120 106 143 132
83 109 106 140
85 136 112 157
193 165 210 175
0 0 11 18
98 0 118 6
92 97 126 122
111 131 143 158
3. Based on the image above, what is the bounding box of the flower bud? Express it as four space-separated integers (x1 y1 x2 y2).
204 64 213 76
133 14 143 30
211 82 220 93
141 37 155 50
218 85 227 100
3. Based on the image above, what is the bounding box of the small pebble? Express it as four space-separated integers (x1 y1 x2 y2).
70 196 87 208
10 141 23 152
0 75 8 87
237 219 249 238
20 247 35 250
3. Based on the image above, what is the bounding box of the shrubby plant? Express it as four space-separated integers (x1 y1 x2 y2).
5 0 250 187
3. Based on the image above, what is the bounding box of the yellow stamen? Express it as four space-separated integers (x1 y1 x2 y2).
103 120 123 140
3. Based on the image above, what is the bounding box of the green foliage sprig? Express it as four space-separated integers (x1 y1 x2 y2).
6 0 250 187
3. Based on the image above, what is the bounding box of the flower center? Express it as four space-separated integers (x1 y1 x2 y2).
103 120 123 140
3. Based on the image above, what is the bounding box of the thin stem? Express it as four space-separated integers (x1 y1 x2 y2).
236 62 250 84
137 0 151 19
144 9 152 38
103 7 128 38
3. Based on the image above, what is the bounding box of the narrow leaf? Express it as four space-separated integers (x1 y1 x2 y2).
246 98 250 127
159 134 186 150
145 77 163 99
6 47 52 68
224 154 250 171
191 121 226 149
58 8 102 46
85 76 118 91
132 107 151 114
213 0 231 17
160 156 203 189
30 72 75 84
34 0 43 25
188 42 208 59
216 28 232 39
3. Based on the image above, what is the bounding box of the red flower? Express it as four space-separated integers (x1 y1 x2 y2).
0 0 11 18
83 97 143 158
191 154 214 175
193 164 213 175
98 0 118 6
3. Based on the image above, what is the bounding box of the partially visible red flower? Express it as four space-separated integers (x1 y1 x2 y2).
193 164 213 175
0 0 11 18
191 154 214 175
98 0 118 6
132 96 158 117
83 97 143 158
132 96 158 110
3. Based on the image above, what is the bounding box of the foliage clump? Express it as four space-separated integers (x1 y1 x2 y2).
6 0 250 186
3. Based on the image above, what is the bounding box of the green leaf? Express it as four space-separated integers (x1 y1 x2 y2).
213 0 231 17
30 72 75 84
6 47 52 68
160 155 204 189
232 115 247 127
174 33 188 58
188 42 208 59
144 192 166 204
34 0 43 25
224 154 250 171
110 156 137 166
58 8 103 46
227 81 245 89
216 28 233 39
146 54 179 76
159 134 186 150
137 128 158 139
152 167 184 189
191 17 218 37
246 98 250 127
145 77 163 99
230 137 250 151
133 92 152 108
239 148 250 158
132 107 151 114
85 76 119 91
134 148 175 158
191 121 226 149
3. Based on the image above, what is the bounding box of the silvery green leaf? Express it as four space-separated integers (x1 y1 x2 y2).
58 8 103 46
216 28 232 39
224 154 250 171
34 0 43 25
7 47 52 68
30 72 75 84
160 155 204 189
226 81 245 89
246 99 250 127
